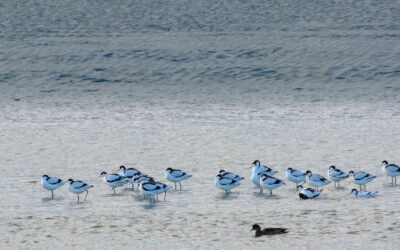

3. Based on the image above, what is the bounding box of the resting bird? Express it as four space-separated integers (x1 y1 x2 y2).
349 171 376 191
328 165 349 187
286 168 306 187
351 189 377 198
305 170 331 191
297 185 323 199
67 179 93 202
119 165 141 190
100 172 129 195
165 168 192 190
41 175 66 199
219 170 244 181
259 173 285 196
381 160 400 185
215 174 241 196
251 160 277 192
251 224 288 237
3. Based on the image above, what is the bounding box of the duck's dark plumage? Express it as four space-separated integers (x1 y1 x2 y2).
251 224 288 237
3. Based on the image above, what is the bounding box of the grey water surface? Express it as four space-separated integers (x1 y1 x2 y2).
1 0 400 249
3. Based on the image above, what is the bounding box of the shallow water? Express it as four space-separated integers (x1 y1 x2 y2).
1 0 400 249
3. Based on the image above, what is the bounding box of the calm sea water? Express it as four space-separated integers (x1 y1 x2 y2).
1 0 400 249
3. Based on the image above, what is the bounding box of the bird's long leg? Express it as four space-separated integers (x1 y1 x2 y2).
395 177 397 185
164 192 167 201
132 182 134 191
359 184 362 191
364 184 366 190
259 187 263 194
77 194 80 203
174 182 177 190
51 190 54 199
179 182 182 191
84 191 88 201
338 181 340 187
269 189 272 196
113 187 116 195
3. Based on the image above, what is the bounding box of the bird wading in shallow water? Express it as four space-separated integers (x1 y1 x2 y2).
41 175 66 199
251 160 277 193
327 165 348 188
286 168 306 188
305 170 331 191
251 224 288 237
259 173 285 196
348 171 376 191
215 174 241 196
119 166 141 190
381 160 400 185
67 179 93 202
100 172 129 195
165 168 192 190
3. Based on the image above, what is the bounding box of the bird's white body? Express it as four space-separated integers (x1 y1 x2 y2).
102 173 129 188
349 171 376 190
139 182 165 196
41 176 66 191
251 160 277 189
165 168 191 190
219 170 244 181
215 174 241 194
67 179 93 202
259 174 285 195
328 166 349 187
351 189 377 198
119 166 141 180
286 168 306 185
305 171 331 190
297 185 323 199
119 166 142 190
381 161 400 185
100 172 129 194
41 175 66 199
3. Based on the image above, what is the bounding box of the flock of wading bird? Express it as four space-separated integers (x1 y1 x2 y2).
41 160 399 203
41 160 399 236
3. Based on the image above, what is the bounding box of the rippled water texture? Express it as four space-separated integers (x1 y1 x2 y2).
1 0 400 249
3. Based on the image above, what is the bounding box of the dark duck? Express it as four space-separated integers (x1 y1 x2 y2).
251 224 288 237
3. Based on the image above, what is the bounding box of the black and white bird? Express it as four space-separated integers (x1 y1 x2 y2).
381 160 400 185
41 175 66 199
305 170 331 191
119 166 142 190
286 168 306 187
349 171 376 191
251 160 277 192
139 181 165 204
219 170 244 181
351 189 377 198
328 166 349 187
259 173 285 196
297 185 323 199
215 174 241 196
67 179 93 202
100 172 129 195
165 168 192 190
